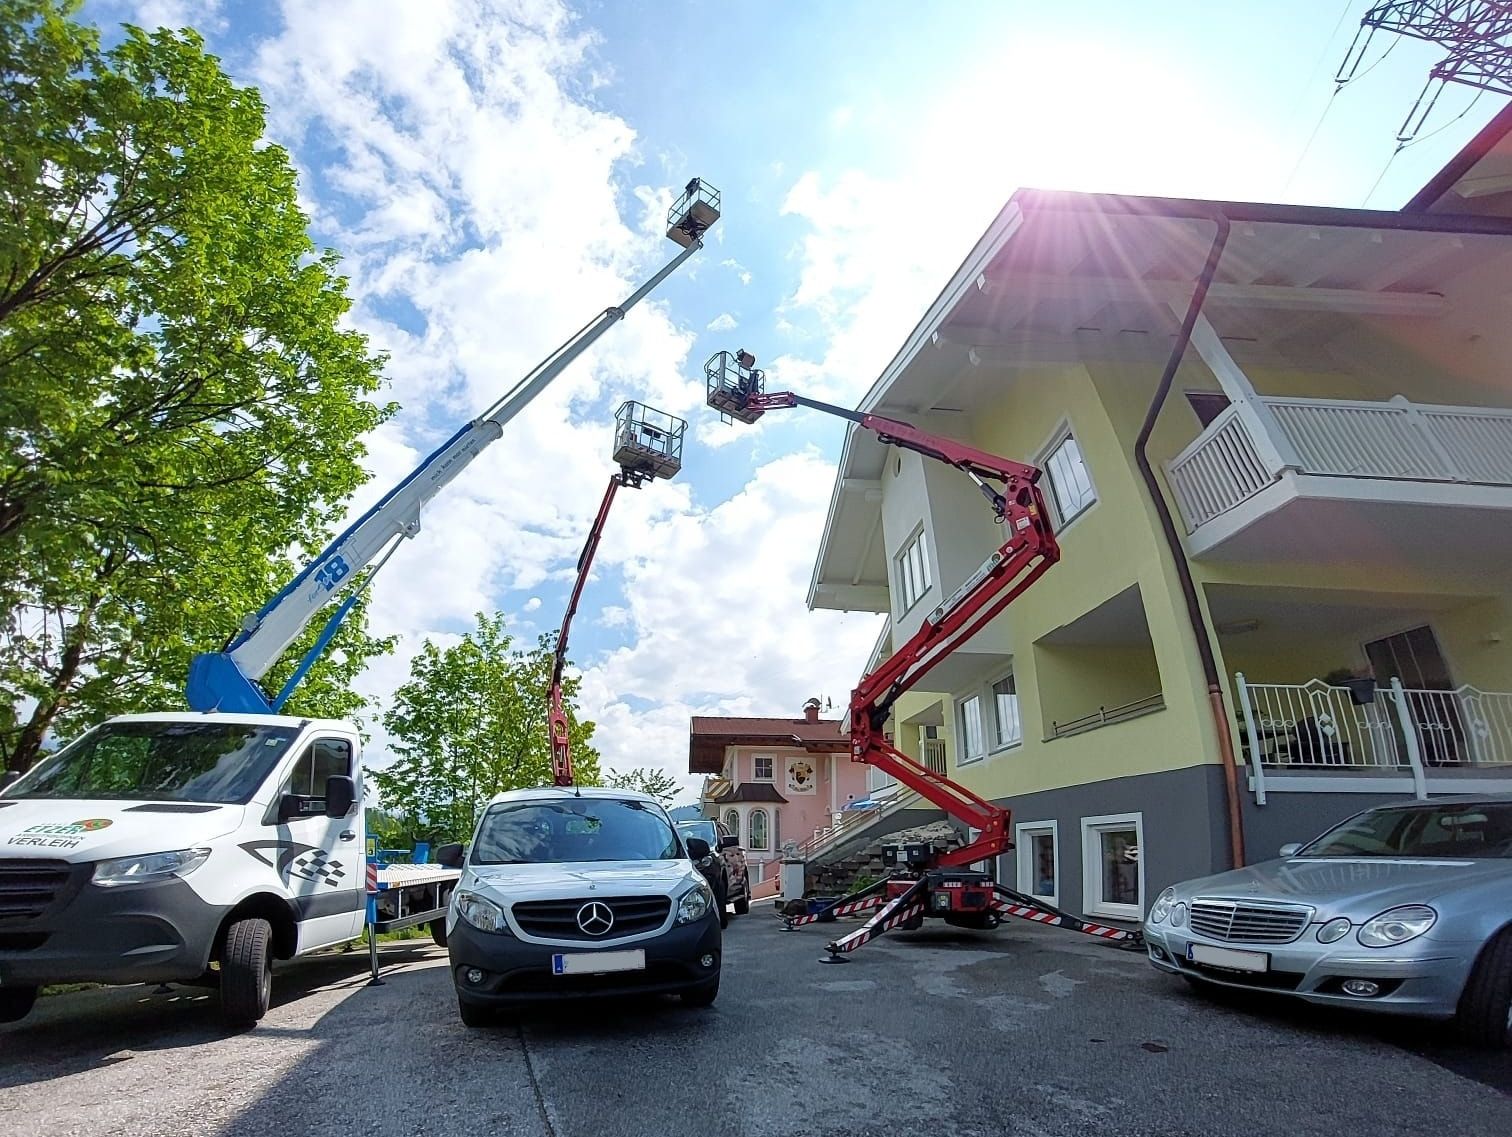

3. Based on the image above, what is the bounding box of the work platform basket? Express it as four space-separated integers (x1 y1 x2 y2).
613 401 686 480
704 349 765 424
667 178 721 248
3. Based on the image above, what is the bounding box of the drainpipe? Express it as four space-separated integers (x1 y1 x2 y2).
1131 212 1248 870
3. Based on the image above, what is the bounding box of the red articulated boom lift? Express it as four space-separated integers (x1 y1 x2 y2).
548 400 687 786
704 350 1143 961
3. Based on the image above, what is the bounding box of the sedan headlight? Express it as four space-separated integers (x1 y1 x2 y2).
93 848 210 887
454 890 507 934
676 880 713 925
1358 905 1437 948
1148 887 1177 924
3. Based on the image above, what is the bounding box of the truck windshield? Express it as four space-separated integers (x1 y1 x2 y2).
473 797 682 864
3 721 300 805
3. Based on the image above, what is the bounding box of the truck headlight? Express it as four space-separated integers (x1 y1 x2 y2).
93 848 211 887
1148 887 1176 924
1358 905 1436 948
676 881 713 925
454 891 507 934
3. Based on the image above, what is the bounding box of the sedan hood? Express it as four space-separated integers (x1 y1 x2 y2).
1178 856 1511 914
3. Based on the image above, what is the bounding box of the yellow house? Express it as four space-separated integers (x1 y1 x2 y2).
807 107 1512 922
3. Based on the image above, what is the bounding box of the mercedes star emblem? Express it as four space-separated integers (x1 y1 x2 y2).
576 901 615 936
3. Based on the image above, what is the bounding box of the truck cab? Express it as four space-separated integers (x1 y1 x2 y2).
0 711 369 1026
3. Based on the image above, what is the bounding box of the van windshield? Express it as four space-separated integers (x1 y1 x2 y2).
3 721 300 804
473 797 682 864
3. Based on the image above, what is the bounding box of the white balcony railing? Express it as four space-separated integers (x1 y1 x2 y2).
795 788 923 862
1165 395 1512 533
1234 675 1512 804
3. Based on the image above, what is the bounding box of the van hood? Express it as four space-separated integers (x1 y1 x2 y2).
0 798 244 862
466 858 699 900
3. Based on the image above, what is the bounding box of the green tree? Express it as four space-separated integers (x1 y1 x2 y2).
603 766 681 805
0 2 395 768
372 614 603 840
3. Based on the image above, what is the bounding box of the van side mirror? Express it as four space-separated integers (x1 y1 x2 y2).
1 770 20 792
324 775 357 819
1279 842 1302 858
718 835 739 851
685 836 711 860
437 842 466 869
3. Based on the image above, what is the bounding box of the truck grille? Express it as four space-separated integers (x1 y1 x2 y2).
1190 899 1311 944
511 895 672 941
0 859 74 922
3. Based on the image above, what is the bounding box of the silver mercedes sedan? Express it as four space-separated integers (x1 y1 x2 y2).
1143 795 1512 1047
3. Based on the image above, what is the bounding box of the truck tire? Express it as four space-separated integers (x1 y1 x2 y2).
220 916 274 1027
0 984 38 1024
458 997 494 1028
681 975 719 1007
733 889 750 916
1456 926 1512 1048
716 880 729 929
430 919 449 948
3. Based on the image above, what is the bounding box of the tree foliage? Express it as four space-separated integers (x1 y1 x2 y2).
0 1 395 768
372 614 603 842
603 766 680 805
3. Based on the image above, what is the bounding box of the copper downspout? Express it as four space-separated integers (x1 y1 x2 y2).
1131 212 1247 870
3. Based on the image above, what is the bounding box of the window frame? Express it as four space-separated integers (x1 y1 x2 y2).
1014 820 1059 907
748 807 770 852
282 737 353 800
894 527 932 616
990 669 1022 751
723 808 740 837
1081 812 1144 921
1038 424 1098 532
957 694 986 765
751 754 775 782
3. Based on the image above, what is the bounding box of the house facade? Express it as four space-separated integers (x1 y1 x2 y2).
688 702 869 886
806 109 1512 922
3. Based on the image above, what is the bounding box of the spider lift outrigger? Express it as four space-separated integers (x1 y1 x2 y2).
704 350 1143 960
548 402 687 786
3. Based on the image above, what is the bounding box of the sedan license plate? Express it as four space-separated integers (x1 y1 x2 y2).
552 949 646 976
1187 943 1269 973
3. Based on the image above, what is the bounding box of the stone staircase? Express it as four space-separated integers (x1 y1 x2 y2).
804 820 964 896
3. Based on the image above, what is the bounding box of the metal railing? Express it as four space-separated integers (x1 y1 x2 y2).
794 787 923 862
1164 395 1512 533
1234 674 1512 804
1048 693 1165 740
922 738 947 774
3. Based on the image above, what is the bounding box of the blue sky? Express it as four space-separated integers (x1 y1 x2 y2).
98 1 1507 801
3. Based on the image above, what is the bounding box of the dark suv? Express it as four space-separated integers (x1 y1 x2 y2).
677 818 749 925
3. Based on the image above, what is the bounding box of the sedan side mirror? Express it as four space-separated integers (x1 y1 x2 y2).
437 842 466 869
685 836 711 860
324 775 357 819
1279 842 1302 858
718 835 739 851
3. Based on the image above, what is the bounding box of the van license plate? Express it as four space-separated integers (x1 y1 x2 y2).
1187 943 1269 972
552 949 646 976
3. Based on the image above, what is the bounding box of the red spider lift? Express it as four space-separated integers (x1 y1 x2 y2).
705 350 1143 960
548 400 686 786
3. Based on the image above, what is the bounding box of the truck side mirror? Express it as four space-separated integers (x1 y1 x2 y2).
685 837 711 860
437 842 466 869
718 835 739 851
324 775 357 819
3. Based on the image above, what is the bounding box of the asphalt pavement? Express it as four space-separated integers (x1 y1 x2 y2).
2 905 1510 1137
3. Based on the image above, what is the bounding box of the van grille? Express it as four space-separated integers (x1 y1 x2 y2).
1189 898 1311 944
511 895 672 941
0 859 74 922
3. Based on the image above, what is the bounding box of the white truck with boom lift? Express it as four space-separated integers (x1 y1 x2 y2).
0 181 720 1028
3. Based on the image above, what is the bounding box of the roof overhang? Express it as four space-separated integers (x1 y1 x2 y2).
1406 103 1512 218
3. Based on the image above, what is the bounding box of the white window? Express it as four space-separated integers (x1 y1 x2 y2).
1081 813 1143 920
1013 821 1058 906
752 755 774 781
724 808 740 835
958 695 985 764
1043 430 1096 529
992 672 1021 749
749 808 770 851
895 530 931 613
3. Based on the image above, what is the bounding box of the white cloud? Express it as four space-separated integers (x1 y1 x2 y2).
707 312 738 332
720 257 752 286
523 596 542 613
130 0 225 32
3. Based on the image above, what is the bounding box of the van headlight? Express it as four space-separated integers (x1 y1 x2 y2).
454 890 508 934
676 880 713 925
1358 905 1436 948
93 848 211 887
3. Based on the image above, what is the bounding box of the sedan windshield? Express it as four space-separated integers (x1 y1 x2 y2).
474 797 682 864
1300 802 1512 859
3 721 299 804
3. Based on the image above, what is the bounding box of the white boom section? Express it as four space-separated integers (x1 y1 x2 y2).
225 238 702 683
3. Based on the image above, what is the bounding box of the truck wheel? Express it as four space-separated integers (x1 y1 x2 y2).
458 997 494 1028
716 881 729 929
733 890 750 916
681 975 719 1007
430 919 449 949
0 985 38 1024
1456 926 1512 1048
220 917 274 1027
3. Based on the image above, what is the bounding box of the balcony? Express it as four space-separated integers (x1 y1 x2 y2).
1165 395 1512 572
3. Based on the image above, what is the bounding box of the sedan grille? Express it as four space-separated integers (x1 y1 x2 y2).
0 859 74 922
1189 898 1311 944
511 895 672 941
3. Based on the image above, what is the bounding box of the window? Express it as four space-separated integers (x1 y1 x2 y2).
895 530 931 613
1014 821 1058 906
1043 430 1096 529
752 755 774 781
1082 813 1143 920
992 672 1021 748
958 695 985 764
724 808 740 835
749 808 770 851
1185 391 1231 428
285 738 352 799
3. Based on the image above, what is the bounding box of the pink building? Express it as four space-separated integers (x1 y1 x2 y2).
688 700 870 889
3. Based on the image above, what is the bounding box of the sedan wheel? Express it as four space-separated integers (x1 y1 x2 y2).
1456 926 1512 1049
